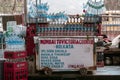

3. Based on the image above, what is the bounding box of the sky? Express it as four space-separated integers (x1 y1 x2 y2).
42 0 88 14
28 0 105 15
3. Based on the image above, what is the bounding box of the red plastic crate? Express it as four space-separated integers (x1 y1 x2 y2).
4 62 28 80
4 51 27 59
4 69 28 80
4 62 28 70
4 67 28 80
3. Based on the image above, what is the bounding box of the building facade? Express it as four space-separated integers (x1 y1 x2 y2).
102 10 120 40
104 0 120 10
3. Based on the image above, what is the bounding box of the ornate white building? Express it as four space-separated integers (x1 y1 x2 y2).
102 10 120 40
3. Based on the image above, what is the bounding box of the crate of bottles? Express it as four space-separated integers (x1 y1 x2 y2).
38 26 95 36
4 69 28 80
4 51 27 59
4 61 27 70
4 62 28 80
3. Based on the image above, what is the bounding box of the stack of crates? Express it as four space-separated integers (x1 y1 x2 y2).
4 51 28 80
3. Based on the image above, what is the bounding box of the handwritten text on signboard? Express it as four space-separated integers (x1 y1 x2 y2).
39 38 94 70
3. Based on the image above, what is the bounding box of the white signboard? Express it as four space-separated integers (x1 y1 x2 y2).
37 37 94 71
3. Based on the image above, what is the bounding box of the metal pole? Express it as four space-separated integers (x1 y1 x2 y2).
36 0 41 34
1 33 4 58
24 0 27 25
36 0 38 35
39 0 41 4
1 36 3 58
